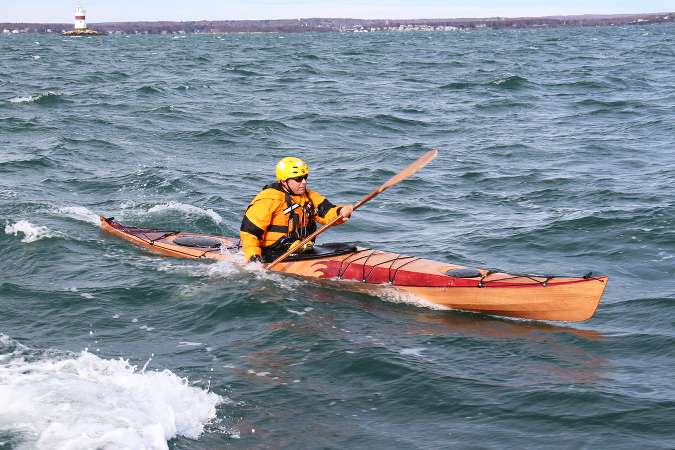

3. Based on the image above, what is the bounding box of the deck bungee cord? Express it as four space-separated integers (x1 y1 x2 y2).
331 248 420 284
103 217 237 259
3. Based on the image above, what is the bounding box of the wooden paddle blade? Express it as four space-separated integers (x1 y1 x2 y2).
379 148 438 192
353 148 438 210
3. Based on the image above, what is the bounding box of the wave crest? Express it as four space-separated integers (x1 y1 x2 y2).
8 92 66 105
491 75 529 89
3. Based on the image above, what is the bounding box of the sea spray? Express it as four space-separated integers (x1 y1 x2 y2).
0 335 224 450
4 220 58 243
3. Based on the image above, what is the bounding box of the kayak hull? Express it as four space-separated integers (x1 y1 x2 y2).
99 216 607 322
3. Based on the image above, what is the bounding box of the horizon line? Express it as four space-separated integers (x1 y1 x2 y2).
2 11 673 25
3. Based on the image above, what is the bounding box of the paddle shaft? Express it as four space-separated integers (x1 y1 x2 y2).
265 149 438 270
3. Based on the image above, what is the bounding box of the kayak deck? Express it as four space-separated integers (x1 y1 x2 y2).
100 216 607 322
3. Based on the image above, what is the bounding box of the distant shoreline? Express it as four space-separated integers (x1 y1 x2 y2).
2 12 673 35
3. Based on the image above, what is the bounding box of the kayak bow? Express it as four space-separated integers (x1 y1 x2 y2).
99 216 607 322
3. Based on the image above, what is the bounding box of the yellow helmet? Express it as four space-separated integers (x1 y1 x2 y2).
275 156 309 181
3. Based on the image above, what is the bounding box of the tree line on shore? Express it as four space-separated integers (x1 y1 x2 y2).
2 13 673 34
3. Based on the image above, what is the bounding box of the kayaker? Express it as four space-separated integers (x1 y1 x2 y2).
240 156 354 263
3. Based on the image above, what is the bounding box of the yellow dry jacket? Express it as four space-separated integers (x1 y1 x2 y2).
240 183 342 261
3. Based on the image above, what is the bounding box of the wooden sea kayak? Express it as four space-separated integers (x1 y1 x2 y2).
100 216 607 322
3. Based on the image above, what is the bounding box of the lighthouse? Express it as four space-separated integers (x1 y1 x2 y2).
62 4 105 36
74 6 87 31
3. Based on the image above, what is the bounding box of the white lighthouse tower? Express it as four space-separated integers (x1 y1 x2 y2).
63 4 104 35
74 6 87 30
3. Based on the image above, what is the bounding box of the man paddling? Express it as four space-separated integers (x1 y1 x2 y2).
240 156 353 263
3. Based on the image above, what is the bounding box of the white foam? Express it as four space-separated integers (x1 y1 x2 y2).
400 347 427 357
157 253 304 291
0 336 224 450
147 202 222 224
287 306 314 316
377 286 451 311
177 342 202 348
120 200 136 209
157 259 238 279
207 257 247 278
57 206 101 226
8 95 36 104
5 220 58 243
242 258 306 289
7 91 56 104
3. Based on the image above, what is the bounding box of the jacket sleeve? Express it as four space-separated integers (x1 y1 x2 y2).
240 196 275 260
310 191 341 225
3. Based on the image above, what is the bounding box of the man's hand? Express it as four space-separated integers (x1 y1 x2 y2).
338 204 354 223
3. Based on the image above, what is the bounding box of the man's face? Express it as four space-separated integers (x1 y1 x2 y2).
285 175 308 195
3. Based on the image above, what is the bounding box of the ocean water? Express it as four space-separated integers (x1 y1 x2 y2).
1 24 674 449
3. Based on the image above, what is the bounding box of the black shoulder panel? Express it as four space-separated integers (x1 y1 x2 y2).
316 198 337 218
241 215 264 239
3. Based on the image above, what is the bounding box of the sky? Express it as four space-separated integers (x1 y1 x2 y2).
2 0 673 23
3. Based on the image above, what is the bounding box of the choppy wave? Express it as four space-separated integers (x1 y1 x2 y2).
163 128 237 142
223 65 262 76
0 334 223 450
281 63 321 75
0 154 56 170
7 91 67 106
4 220 59 243
439 81 475 90
373 113 429 127
239 119 291 131
439 75 531 91
137 85 164 95
576 98 643 108
491 75 530 89
546 79 611 90
146 202 223 224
